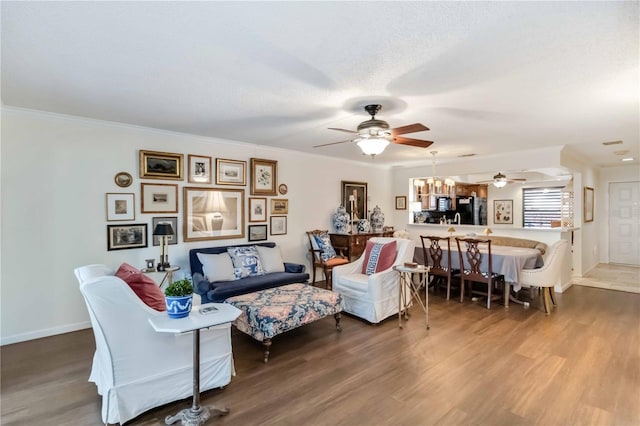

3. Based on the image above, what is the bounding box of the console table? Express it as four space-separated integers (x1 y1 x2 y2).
330 231 394 260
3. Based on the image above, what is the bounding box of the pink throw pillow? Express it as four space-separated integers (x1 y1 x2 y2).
361 240 397 275
115 263 166 311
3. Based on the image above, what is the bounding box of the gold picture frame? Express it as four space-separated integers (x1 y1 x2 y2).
270 198 288 214
584 187 594 223
188 154 212 184
270 216 287 235
250 158 278 195
395 196 407 210
248 197 267 222
141 183 178 213
139 150 184 180
183 187 245 241
341 181 368 222
216 158 247 186
106 193 135 221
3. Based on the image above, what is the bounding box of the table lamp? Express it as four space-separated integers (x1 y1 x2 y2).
153 222 174 271
447 226 455 237
483 227 493 236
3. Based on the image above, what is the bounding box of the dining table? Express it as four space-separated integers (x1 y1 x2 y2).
413 244 544 306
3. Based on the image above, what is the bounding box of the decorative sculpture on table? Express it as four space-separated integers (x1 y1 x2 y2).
332 205 351 233
370 205 385 231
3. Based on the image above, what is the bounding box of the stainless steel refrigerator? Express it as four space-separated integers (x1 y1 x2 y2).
455 196 487 225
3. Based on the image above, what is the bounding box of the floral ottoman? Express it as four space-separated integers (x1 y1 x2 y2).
225 283 343 362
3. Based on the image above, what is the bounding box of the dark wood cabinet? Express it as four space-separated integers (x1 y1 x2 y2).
330 231 394 260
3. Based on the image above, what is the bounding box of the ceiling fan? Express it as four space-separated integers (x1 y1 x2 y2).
313 104 433 157
479 172 527 188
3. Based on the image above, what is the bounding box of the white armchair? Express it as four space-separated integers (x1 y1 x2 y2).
519 240 569 314
332 237 416 323
75 264 235 425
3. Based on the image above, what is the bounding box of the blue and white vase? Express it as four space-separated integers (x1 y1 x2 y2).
357 219 371 233
332 205 351 233
165 295 193 319
370 205 385 231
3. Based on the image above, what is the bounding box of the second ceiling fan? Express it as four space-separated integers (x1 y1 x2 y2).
479 172 527 188
313 104 433 157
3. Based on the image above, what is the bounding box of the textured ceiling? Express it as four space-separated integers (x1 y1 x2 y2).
2 1 638 173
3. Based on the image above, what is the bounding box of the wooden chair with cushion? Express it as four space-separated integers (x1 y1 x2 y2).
455 237 506 309
306 230 349 290
420 235 460 300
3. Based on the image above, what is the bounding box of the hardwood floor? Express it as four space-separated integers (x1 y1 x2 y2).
2 272 639 425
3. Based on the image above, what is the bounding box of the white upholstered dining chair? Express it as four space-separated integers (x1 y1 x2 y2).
519 239 569 314
75 264 234 424
332 237 415 324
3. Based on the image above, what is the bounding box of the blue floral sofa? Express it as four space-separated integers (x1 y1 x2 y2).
189 242 309 303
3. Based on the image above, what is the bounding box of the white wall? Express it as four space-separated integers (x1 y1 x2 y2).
0 107 393 344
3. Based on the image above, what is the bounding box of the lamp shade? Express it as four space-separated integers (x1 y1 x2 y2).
357 137 390 157
447 227 456 233
153 223 174 236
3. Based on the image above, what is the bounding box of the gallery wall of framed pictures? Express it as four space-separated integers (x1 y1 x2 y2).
105 150 288 252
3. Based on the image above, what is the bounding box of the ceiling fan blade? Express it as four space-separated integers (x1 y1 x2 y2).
328 127 358 134
392 136 433 148
390 123 429 136
313 139 354 148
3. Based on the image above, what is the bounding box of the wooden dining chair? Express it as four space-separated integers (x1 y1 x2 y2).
455 237 506 309
306 230 349 290
420 235 460 300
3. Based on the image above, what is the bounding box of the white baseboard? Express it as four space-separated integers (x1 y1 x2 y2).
1 321 91 346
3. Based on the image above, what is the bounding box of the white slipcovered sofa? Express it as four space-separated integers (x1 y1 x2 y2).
75 264 235 424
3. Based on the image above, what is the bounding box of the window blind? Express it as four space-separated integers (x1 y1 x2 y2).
523 187 562 228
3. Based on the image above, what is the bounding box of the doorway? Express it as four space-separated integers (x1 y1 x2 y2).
609 181 640 266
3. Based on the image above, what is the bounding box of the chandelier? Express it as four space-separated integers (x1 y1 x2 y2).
424 151 455 196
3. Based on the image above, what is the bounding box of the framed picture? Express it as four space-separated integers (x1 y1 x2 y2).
139 150 184 180
395 195 407 210
248 197 267 222
584 187 594 223
107 224 148 251
216 158 247 186
248 224 268 242
341 181 368 222
188 154 212 184
250 158 278 195
152 216 178 246
270 216 287 235
141 183 178 213
114 172 133 188
106 193 135 221
183 187 245 241
494 199 513 224
270 198 288 214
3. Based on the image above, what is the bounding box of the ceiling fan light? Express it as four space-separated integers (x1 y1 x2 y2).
357 137 389 157
493 179 507 188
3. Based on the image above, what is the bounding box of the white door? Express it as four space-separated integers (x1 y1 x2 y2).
609 181 640 266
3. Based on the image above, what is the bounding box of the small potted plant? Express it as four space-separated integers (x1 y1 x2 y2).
164 279 194 319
